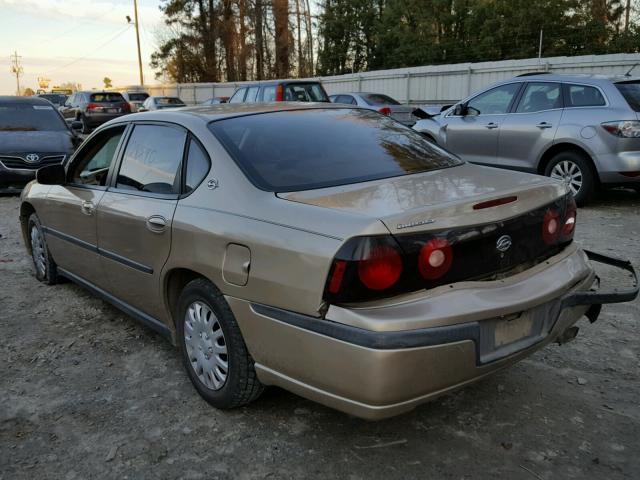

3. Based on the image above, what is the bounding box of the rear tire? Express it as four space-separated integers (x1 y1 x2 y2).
176 278 263 409
27 213 58 285
544 151 596 206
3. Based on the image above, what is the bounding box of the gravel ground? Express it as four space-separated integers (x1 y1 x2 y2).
1 190 639 480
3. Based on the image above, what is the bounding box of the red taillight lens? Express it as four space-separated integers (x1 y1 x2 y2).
418 238 453 280
358 245 402 291
562 196 577 237
378 107 392 116
328 260 346 294
86 102 99 111
122 102 131 112
276 84 284 101
542 208 560 245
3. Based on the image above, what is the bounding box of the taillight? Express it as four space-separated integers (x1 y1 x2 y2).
418 238 453 280
601 120 640 138
562 196 577 237
122 102 131 112
86 102 99 111
542 208 560 245
276 85 284 101
358 245 402 290
378 107 392 116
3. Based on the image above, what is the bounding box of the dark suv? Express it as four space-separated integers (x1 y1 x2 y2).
228 81 330 103
59 91 130 133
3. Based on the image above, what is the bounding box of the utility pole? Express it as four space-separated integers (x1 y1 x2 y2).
133 0 144 86
10 51 23 95
538 29 543 62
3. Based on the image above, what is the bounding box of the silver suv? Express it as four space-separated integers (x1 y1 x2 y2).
413 73 640 205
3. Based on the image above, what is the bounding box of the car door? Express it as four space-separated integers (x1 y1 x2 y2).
39 124 127 288
442 82 522 165
96 122 187 320
496 82 563 171
59 94 76 121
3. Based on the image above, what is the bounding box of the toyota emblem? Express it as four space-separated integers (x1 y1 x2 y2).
496 235 512 252
25 153 40 163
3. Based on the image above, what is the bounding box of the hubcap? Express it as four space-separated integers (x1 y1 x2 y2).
30 226 46 277
183 301 228 390
550 160 583 196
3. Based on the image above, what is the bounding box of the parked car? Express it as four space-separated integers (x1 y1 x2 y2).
330 92 419 126
413 73 640 205
36 93 67 108
21 104 637 419
200 97 229 105
59 91 130 134
228 80 330 103
0 96 79 192
121 91 150 112
139 96 187 111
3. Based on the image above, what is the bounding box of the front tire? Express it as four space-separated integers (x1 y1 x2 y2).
176 279 263 409
545 151 596 206
28 213 58 285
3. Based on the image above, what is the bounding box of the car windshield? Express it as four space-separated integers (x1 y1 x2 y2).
157 97 184 105
0 102 68 132
284 83 329 102
127 93 149 101
363 94 401 106
208 108 462 192
90 93 125 103
615 81 640 112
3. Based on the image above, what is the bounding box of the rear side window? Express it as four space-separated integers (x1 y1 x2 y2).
363 94 401 106
184 138 210 193
245 86 260 103
208 108 462 192
516 82 561 113
116 125 186 194
284 83 329 102
229 88 247 103
565 84 606 107
90 93 125 103
615 81 640 112
335 95 356 105
261 86 277 102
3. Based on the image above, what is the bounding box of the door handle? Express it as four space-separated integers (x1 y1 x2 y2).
485 123 499 129
81 200 95 216
536 122 553 129
146 215 167 233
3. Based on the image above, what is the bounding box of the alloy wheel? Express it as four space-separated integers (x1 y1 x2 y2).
183 301 228 390
550 160 583 196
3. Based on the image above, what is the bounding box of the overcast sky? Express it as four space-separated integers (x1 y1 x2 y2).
0 0 163 95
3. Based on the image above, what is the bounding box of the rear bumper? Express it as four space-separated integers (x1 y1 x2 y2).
595 150 640 184
85 112 126 127
230 248 637 420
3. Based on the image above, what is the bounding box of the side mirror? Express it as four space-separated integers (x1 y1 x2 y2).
440 104 453 113
36 164 66 185
71 121 82 132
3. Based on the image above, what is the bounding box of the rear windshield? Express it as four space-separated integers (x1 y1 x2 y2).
208 108 462 192
363 94 401 106
0 102 67 132
157 97 184 105
615 81 640 112
38 94 66 105
90 93 125 103
128 93 149 101
284 83 329 102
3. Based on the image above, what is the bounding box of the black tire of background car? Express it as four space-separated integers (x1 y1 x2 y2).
176 278 264 408
28 213 58 285
545 151 596 207
80 114 90 134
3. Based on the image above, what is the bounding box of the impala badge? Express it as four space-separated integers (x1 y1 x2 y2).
496 235 512 252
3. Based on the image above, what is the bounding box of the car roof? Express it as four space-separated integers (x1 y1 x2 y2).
509 73 640 85
108 102 353 125
0 95 56 105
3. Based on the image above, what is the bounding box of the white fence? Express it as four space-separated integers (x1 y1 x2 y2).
125 53 640 105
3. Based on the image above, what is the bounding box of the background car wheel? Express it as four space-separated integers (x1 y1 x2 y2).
28 213 58 285
176 278 263 409
545 151 596 206
79 115 90 134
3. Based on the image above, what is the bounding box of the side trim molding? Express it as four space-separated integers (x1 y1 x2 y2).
58 267 171 339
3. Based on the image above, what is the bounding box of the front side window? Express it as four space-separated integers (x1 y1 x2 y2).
184 138 211 193
566 84 606 108
467 83 521 115
209 108 462 192
116 124 186 194
229 88 247 103
245 87 260 103
516 82 561 113
70 126 126 187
